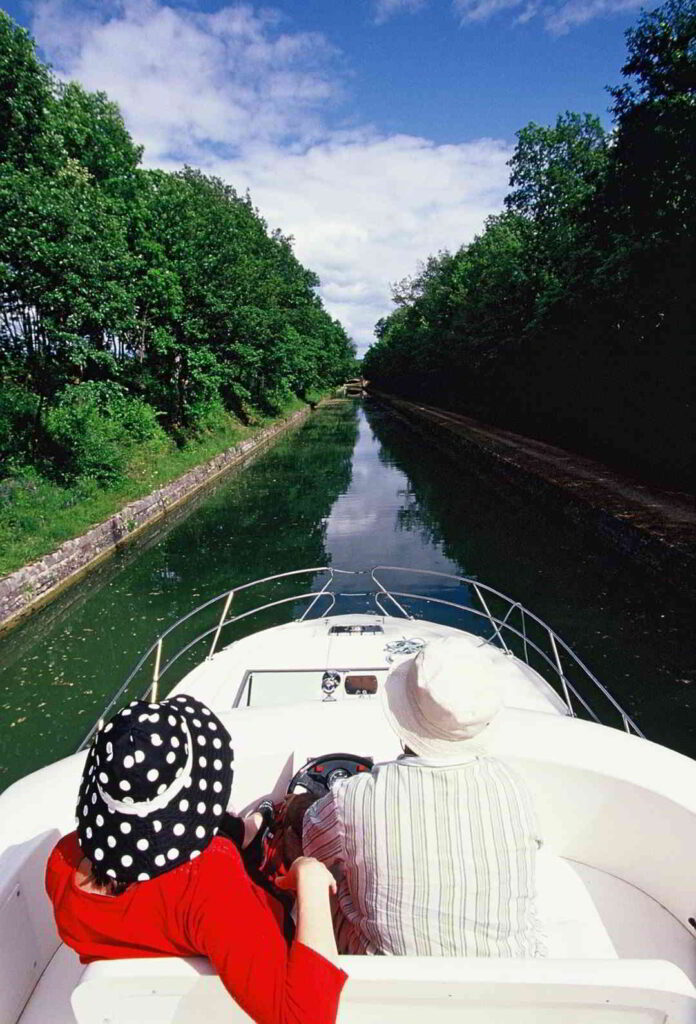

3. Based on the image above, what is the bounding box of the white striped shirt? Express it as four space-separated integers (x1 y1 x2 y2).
303 754 545 957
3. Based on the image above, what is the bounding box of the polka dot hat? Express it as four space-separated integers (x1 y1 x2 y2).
76 694 234 884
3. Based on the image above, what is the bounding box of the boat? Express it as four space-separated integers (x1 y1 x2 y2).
342 378 367 396
1 565 695 1023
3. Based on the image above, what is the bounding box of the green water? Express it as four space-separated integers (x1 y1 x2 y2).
0 400 693 791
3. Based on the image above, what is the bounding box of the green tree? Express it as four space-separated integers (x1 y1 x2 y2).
505 113 609 227
0 161 135 398
365 0 695 488
0 9 356 492
604 0 695 308
51 81 143 186
0 13 53 168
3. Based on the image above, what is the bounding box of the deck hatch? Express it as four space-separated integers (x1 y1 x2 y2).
328 625 384 635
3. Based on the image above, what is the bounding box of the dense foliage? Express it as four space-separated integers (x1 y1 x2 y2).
363 0 695 490
0 12 357 492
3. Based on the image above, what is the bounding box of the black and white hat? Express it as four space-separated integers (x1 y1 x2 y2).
76 694 234 884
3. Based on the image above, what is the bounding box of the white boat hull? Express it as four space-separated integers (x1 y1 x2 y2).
1 613 695 1023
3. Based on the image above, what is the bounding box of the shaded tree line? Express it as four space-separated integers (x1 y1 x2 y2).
0 13 357 486
363 0 695 491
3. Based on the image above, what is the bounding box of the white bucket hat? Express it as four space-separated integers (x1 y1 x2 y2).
381 635 504 759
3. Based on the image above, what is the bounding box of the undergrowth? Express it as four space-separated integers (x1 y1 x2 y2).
0 395 314 578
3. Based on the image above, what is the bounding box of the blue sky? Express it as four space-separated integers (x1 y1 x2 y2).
253 0 630 140
5 0 642 350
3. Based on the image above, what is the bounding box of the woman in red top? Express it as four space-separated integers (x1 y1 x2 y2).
45 694 346 1024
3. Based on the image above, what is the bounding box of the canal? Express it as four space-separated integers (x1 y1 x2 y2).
0 398 693 791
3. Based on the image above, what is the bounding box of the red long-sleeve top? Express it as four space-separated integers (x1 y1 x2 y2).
46 833 346 1024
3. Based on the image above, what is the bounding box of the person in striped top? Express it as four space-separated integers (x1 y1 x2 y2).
303 635 545 957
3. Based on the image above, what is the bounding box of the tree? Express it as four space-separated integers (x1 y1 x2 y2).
0 13 53 168
51 82 143 186
364 0 695 489
0 9 357 488
0 161 135 398
505 113 609 228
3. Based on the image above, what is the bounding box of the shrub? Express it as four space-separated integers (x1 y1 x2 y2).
0 382 40 470
43 381 165 484
186 397 230 437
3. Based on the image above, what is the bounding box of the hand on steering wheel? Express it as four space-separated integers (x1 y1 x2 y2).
287 752 374 797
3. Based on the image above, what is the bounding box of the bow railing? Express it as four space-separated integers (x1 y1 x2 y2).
79 565 643 750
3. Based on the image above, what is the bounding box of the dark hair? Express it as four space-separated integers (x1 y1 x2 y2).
90 861 131 896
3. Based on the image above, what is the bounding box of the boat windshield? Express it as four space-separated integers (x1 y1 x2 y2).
238 669 384 708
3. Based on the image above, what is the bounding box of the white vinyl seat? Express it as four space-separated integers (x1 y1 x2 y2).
68 853 696 1024
537 849 618 958
72 955 696 1024
18 943 84 1024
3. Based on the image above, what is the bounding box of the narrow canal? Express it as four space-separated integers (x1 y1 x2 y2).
0 399 693 791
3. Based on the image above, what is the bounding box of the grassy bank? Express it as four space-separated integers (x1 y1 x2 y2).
0 396 313 578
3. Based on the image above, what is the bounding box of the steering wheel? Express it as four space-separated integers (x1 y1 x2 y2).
287 752 374 797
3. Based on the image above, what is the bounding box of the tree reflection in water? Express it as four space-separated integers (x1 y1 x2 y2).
362 399 695 757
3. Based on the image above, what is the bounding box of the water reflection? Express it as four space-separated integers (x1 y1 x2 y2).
325 410 456 576
362 400 695 756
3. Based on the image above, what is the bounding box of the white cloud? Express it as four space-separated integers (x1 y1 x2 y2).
33 0 340 159
32 0 510 353
216 133 510 352
543 0 643 33
373 0 427 25
452 0 521 22
375 0 643 33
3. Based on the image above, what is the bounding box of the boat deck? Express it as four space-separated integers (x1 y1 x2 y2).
2 608 694 1023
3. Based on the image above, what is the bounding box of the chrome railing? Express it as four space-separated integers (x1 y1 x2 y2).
370 567 643 736
78 567 344 749
79 565 644 749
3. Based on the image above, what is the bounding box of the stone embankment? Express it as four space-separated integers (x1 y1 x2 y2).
374 393 696 589
0 406 311 631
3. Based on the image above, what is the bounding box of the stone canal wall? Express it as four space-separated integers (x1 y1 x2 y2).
0 406 311 631
373 392 696 590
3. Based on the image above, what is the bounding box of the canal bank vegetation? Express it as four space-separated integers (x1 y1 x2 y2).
363 0 695 492
0 13 357 576
0 395 313 578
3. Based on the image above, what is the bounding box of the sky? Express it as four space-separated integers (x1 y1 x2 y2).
5 0 643 352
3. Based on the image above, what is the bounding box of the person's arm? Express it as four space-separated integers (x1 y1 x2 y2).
276 856 339 966
186 840 346 1024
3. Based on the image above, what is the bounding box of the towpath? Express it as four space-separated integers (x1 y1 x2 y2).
376 394 696 577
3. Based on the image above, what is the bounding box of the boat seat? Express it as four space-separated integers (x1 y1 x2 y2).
537 849 617 958
18 943 84 1024
67 852 695 1023
72 955 696 1023
22 852 696 1024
